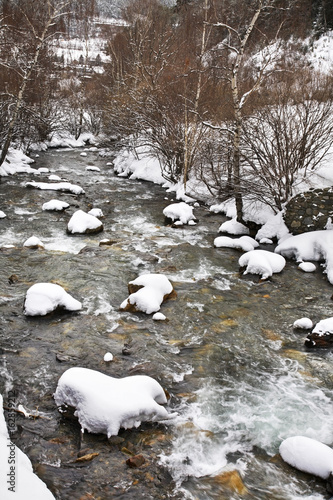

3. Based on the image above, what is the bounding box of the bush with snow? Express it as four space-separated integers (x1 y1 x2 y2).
67 209 103 234
163 202 196 225
214 235 258 252
24 283 82 316
239 249 286 280
120 273 176 314
279 436 333 480
0 394 55 499
54 367 172 437
275 230 333 284
42 199 69 211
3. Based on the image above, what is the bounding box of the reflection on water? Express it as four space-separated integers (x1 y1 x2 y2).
0 148 332 500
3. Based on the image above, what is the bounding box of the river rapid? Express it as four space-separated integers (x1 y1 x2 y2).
0 147 333 500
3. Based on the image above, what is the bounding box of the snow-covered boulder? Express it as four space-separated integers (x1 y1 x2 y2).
0 394 55 499
67 210 103 234
298 262 316 273
163 202 196 225
279 436 333 480
275 230 333 284
54 367 172 437
0 210 6 218
239 249 286 280
42 199 69 211
120 273 176 314
24 283 82 316
214 235 258 252
218 217 249 235
305 317 333 348
23 236 44 249
86 165 100 172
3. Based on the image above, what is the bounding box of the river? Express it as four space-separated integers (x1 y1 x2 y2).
0 147 332 499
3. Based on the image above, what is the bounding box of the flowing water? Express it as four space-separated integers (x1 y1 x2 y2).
0 148 332 500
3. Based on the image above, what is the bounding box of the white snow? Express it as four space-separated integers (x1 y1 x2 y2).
0 148 36 177
153 312 167 321
103 352 113 362
120 273 174 314
48 174 62 181
163 202 196 224
42 199 70 211
23 236 44 249
24 283 82 316
38 167 49 174
298 261 316 273
279 435 333 480
26 180 85 195
293 318 313 330
80 152 87 157
67 210 103 234
88 208 103 218
214 235 259 252
54 367 172 437
275 230 333 284
239 249 286 280
312 317 333 337
0 211 7 218
0 394 55 499
113 147 165 184
218 217 249 235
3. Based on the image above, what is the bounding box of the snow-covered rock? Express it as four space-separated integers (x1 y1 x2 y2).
42 199 69 211
54 367 172 437
67 210 103 234
24 283 82 316
103 352 113 362
298 261 316 273
214 235 258 252
279 436 333 480
120 273 176 314
152 312 167 321
48 174 62 181
0 394 55 499
23 236 44 249
293 317 313 330
26 181 85 195
239 249 286 280
0 210 7 218
305 317 333 348
163 202 196 225
86 165 100 172
275 230 333 284
88 208 103 218
218 217 249 235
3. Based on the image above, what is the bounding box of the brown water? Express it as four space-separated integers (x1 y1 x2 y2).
0 148 332 499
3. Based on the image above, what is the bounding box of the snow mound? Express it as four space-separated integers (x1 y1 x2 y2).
120 273 175 314
218 217 249 235
113 148 165 184
275 230 333 284
26 181 85 195
24 283 82 316
153 312 166 321
42 199 69 211
0 394 55 499
67 210 103 234
23 236 44 249
163 202 196 225
279 436 333 480
0 148 36 176
54 367 172 437
293 318 313 330
214 235 258 252
239 249 286 280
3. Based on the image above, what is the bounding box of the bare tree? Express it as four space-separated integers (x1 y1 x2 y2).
241 77 333 212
